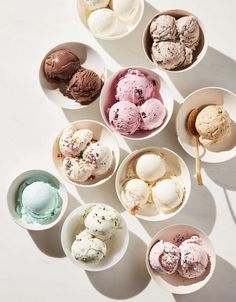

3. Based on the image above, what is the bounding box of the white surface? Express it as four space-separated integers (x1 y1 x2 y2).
0 0 236 301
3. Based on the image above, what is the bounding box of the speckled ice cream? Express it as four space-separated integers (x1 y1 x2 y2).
150 15 177 42
63 157 95 182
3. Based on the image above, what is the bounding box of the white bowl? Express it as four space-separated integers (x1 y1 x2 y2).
53 120 120 187
115 146 191 221
176 87 236 163
77 0 144 40
100 67 174 140
143 9 207 73
146 224 216 294
39 42 107 109
7 170 68 231
61 203 129 271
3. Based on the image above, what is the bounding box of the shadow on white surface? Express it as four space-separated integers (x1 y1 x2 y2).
173 256 236 302
169 46 236 97
28 193 80 258
96 1 158 68
86 231 150 299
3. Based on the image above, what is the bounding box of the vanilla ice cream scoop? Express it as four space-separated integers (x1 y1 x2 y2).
176 15 200 50
85 204 121 240
71 230 107 264
195 105 231 147
178 235 209 279
136 153 166 182
110 0 139 21
63 157 95 182
80 0 110 11
149 240 180 274
152 177 185 211
150 15 177 42
123 178 150 211
59 127 93 156
88 8 118 37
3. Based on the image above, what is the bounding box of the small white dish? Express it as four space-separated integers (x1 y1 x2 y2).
100 67 174 140
61 203 129 271
77 0 144 40
115 146 191 221
176 87 236 163
52 120 120 187
39 41 107 109
146 224 216 294
7 170 68 231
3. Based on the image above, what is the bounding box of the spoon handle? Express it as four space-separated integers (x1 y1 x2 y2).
195 137 203 185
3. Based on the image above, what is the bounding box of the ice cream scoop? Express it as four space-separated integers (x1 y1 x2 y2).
83 142 113 176
84 204 121 240
44 49 80 82
59 127 93 156
16 178 62 224
123 178 150 213
136 153 166 182
176 16 200 50
149 240 180 274
71 229 107 264
63 157 95 182
87 8 118 37
115 69 158 105
178 235 209 279
80 0 110 11
139 98 166 130
151 41 193 70
108 100 141 135
67 68 103 103
150 15 177 42
152 177 184 211
110 0 139 21
195 105 231 147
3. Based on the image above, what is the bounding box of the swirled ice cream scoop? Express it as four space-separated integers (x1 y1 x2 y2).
176 16 200 50
84 204 121 240
71 230 107 264
149 240 180 274
150 15 177 42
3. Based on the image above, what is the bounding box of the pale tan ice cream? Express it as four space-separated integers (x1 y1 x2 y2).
176 16 200 50
195 105 231 147
150 15 177 42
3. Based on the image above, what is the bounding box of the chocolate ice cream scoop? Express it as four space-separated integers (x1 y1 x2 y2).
44 49 80 82
67 68 103 103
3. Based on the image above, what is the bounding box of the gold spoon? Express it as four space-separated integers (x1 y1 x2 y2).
187 108 203 185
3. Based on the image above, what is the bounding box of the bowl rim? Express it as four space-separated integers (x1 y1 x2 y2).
176 86 236 163
76 0 145 40
142 8 208 73
61 202 130 271
145 223 216 294
52 119 121 188
7 169 68 231
99 66 174 141
115 146 191 221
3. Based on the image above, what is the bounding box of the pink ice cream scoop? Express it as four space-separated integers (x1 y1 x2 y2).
115 69 158 105
149 240 180 274
108 100 141 135
178 235 209 279
139 98 166 130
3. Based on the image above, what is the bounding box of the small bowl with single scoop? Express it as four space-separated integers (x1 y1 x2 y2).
176 87 236 163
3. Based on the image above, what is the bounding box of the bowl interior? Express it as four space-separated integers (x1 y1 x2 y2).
176 87 236 163
115 147 191 221
77 0 144 40
61 203 129 271
53 120 120 187
39 42 107 109
100 67 174 140
146 224 216 294
143 9 207 72
7 170 68 231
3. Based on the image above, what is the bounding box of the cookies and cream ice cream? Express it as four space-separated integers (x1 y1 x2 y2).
150 15 177 42
176 16 200 50
195 105 231 147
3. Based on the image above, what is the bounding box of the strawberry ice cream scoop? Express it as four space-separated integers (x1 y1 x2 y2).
108 100 141 135
149 240 180 274
115 69 158 105
139 98 166 130
178 235 209 279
